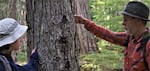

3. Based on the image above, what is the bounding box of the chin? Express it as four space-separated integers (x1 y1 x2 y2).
125 30 129 33
125 30 133 35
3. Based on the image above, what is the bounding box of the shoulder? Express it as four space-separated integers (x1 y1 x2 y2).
145 30 150 47
146 39 150 54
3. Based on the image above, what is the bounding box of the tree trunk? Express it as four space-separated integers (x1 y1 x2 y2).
0 0 8 19
74 0 98 54
7 0 17 62
7 0 17 19
26 0 79 71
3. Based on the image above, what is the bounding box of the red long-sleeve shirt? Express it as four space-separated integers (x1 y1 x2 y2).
83 20 150 71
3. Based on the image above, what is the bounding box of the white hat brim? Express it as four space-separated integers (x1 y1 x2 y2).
0 24 28 47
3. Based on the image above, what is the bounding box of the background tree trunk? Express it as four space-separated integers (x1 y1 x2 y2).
7 0 17 19
7 0 17 62
26 0 79 71
0 0 8 19
74 0 98 54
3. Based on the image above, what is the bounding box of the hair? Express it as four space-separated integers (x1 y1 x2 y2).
0 44 10 52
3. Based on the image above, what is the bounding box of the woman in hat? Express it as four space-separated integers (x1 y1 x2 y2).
0 18 39 71
74 1 150 71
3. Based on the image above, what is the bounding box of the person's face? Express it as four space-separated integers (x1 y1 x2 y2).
9 35 24 51
122 15 139 35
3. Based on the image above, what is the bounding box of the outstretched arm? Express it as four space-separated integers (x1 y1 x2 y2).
74 15 128 46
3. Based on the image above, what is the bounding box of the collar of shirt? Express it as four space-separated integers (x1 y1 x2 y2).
130 28 149 44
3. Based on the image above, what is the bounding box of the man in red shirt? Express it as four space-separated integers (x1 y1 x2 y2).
74 1 150 71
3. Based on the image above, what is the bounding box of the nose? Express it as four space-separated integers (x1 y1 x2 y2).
19 36 24 43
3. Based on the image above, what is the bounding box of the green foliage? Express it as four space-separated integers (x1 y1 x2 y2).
16 51 27 65
80 40 123 71
89 0 150 31
89 0 129 32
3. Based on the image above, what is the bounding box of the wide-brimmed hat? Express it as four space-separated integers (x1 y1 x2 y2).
0 18 28 47
122 1 150 21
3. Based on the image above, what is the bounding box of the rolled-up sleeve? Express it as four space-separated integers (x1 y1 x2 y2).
84 20 128 46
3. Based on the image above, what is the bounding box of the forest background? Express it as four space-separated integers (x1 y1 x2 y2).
0 0 150 71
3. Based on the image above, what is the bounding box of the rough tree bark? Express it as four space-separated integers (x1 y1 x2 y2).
74 0 98 54
7 0 17 62
7 0 17 19
0 0 9 19
26 0 79 71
